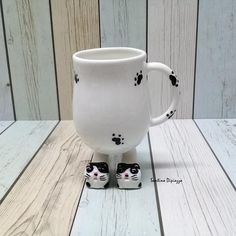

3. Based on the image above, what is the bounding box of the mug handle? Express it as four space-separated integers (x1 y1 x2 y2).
145 62 180 127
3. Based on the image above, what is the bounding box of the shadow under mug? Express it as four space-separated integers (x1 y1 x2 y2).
73 47 179 154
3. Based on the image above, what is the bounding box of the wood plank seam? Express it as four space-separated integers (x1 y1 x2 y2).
148 132 165 236
0 121 94 235
194 120 235 191
68 152 94 235
0 121 15 135
0 121 59 205
192 0 199 119
149 120 236 235
48 0 61 120
0 1 16 120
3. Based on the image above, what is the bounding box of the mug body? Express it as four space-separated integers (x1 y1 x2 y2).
73 47 151 154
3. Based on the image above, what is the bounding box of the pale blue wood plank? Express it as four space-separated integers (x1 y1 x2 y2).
70 136 161 236
100 0 146 51
0 121 14 134
149 120 236 235
196 119 236 186
194 0 236 118
0 7 14 120
148 0 197 118
0 121 58 201
2 0 59 120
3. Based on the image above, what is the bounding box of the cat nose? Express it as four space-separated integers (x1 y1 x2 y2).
125 174 129 177
94 172 98 176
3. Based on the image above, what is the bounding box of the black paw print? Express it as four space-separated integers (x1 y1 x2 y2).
134 70 143 86
166 110 176 119
112 133 124 145
169 71 179 87
74 74 79 83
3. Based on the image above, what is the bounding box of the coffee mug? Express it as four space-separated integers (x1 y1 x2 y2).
73 47 179 155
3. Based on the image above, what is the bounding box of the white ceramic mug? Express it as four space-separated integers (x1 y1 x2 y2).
73 47 179 155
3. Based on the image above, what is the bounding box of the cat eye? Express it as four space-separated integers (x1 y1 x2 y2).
130 168 138 174
86 165 93 173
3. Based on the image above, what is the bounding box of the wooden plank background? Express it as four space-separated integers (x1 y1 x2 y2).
148 0 197 119
0 121 93 236
0 0 236 120
2 0 58 120
100 0 146 51
0 121 57 201
196 119 236 185
0 6 14 121
149 120 236 235
194 0 236 118
51 0 100 120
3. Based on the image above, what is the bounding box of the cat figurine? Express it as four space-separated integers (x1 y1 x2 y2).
116 163 142 189
85 162 109 189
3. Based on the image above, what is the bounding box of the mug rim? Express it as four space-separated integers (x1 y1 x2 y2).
73 47 146 64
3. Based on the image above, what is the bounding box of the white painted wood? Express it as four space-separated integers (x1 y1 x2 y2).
148 0 197 118
0 8 14 120
2 0 58 119
100 0 146 51
0 121 93 236
194 0 236 118
149 120 236 235
0 121 13 134
71 136 161 236
196 119 236 185
0 120 57 201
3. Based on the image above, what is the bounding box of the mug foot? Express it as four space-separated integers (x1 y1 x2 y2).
116 163 142 189
84 162 109 189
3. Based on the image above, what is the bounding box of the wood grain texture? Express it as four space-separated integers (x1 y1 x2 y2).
0 121 57 201
100 0 146 51
71 136 161 236
0 121 93 236
196 119 236 185
194 0 236 118
2 0 59 120
51 0 100 119
149 120 236 235
0 7 14 121
148 0 197 118
0 121 14 134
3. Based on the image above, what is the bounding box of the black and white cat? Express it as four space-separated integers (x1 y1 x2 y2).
116 163 142 189
85 162 109 189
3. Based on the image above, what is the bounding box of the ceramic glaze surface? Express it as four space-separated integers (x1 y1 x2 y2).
73 47 179 154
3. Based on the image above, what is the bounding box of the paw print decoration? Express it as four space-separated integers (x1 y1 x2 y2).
166 110 176 119
74 73 79 84
134 70 143 86
112 133 124 145
169 71 179 87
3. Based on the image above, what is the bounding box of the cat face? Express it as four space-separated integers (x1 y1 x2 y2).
116 163 141 182
85 162 109 188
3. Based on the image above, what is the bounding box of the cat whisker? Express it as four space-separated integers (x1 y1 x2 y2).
131 177 138 181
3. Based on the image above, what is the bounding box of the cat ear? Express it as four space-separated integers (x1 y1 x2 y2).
133 163 140 169
86 163 93 173
102 163 108 167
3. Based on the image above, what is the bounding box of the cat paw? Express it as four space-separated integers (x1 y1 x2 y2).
134 70 143 86
116 163 142 189
166 110 176 119
85 162 109 189
169 71 179 87
112 133 124 145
